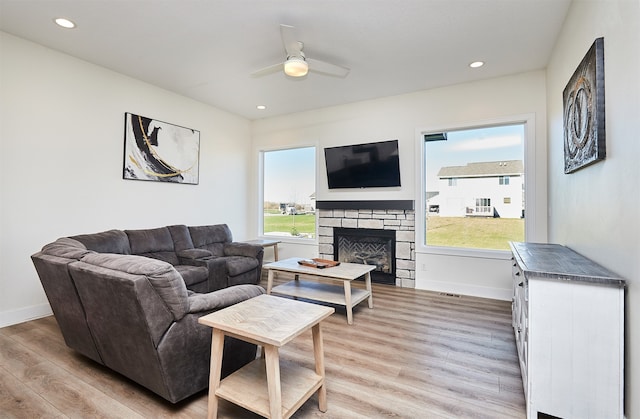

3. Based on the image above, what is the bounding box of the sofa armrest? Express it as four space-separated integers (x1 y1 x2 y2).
223 242 263 258
187 284 265 313
177 248 213 266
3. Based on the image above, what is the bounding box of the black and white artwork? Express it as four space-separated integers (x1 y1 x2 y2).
563 37 605 174
123 113 200 184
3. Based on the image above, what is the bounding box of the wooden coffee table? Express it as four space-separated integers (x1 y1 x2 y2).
264 257 375 325
198 294 334 419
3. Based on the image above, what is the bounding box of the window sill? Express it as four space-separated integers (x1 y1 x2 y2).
258 235 317 245
417 245 512 260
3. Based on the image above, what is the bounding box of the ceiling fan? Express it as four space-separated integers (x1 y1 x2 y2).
251 24 350 78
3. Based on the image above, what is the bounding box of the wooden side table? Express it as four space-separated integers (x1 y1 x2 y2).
198 294 334 419
242 239 281 261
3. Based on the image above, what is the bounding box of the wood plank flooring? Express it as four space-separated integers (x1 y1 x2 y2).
0 276 525 418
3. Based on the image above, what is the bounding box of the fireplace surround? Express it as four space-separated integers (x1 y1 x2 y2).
317 200 415 287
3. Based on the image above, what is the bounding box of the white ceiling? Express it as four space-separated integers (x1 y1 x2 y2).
0 0 571 120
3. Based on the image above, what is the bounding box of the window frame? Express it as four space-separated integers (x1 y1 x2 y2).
415 114 536 260
258 145 318 244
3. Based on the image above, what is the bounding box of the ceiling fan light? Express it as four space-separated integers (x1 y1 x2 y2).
284 57 308 77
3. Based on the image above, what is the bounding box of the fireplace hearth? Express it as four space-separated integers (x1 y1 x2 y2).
334 228 396 284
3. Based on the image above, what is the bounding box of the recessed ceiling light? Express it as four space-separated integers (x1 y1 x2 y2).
469 61 484 68
54 18 76 29
256 105 267 110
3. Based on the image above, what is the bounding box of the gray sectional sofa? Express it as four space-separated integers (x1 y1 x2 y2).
31 224 266 403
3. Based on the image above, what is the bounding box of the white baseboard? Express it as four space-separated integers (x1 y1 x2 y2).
0 303 52 329
416 279 512 301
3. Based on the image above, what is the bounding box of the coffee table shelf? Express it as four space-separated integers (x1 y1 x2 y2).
215 357 323 418
272 280 371 308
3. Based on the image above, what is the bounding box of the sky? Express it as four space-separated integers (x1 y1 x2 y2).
263 146 316 205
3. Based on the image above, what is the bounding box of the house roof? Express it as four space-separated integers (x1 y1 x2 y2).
438 160 524 178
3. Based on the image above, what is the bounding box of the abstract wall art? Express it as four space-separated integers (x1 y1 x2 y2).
123 113 200 184
563 37 605 174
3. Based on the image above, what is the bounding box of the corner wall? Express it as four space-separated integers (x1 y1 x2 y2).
0 32 253 327
545 1 640 416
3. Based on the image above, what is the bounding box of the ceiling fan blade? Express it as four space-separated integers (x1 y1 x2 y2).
307 58 350 78
250 62 284 77
280 24 301 57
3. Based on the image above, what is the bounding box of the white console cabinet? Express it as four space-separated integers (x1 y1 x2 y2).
509 242 625 419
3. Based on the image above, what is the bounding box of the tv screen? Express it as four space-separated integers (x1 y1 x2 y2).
324 139 401 189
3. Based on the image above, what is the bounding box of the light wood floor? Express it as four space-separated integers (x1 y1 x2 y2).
0 276 525 418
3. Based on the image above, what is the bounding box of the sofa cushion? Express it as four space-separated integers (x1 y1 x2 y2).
42 237 94 260
188 224 232 257
224 242 262 258
174 265 209 287
80 253 189 321
177 248 213 261
187 284 265 313
225 256 259 277
72 230 131 254
167 225 194 252
126 227 179 265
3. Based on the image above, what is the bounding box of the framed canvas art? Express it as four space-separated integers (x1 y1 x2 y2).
563 37 605 174
123 112 200 184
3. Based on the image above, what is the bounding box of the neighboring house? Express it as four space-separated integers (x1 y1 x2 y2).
437 160 524 218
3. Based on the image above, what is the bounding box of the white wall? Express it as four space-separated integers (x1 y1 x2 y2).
545 1 640 416
0 32 252 327
252 70 548 301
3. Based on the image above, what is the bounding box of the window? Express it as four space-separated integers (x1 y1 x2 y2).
261 147 316 239
422 124 525 251
475 198 492 215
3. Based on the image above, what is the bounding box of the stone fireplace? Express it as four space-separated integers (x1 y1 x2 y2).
317 200 415 287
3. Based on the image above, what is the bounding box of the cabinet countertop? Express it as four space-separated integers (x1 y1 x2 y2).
509 242 625 288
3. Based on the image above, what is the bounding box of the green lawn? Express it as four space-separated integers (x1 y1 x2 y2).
262 213 522 247
426 216 524 250
263 213 316 237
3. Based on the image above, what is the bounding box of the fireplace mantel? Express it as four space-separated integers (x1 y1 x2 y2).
316 200 414 210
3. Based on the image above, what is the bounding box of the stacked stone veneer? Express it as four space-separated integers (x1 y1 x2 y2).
317 208 416 288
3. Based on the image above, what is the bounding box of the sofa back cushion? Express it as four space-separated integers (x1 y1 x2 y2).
79 252 189 321
42 237 93 260
72 229 131 254
167 224 194 252
126 227 179 265
188 224 232 257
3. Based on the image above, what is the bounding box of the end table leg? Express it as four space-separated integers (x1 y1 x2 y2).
312 323 328 412
207 329 225 419
343 281 353 325
264 345 283 419
267 269 274 294
365 272 374 308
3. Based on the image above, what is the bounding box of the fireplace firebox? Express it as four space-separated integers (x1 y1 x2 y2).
333 227 396 284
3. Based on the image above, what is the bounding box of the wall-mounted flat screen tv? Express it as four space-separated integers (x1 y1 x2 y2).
324 139 401 189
